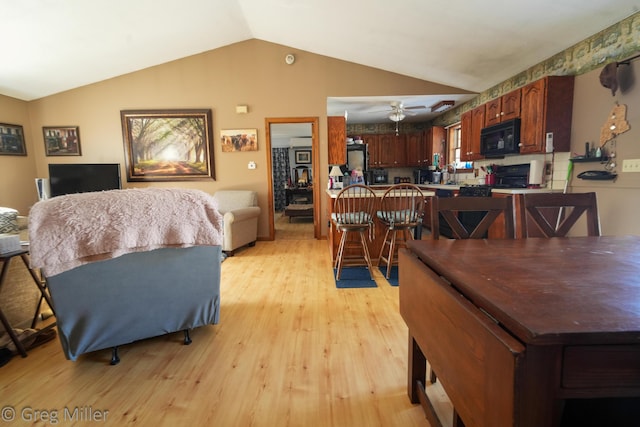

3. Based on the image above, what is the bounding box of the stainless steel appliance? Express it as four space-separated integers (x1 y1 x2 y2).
368 169 388 184
480 118 521 157
493 163 530 188
414 169 431 184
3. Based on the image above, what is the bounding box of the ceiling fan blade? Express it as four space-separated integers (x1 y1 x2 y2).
403 105 427 110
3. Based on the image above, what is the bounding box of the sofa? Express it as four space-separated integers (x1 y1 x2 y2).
212 190 261 255
28 188 224 363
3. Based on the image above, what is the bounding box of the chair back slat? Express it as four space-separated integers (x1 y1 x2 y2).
430 196 515 240
522 192 600 237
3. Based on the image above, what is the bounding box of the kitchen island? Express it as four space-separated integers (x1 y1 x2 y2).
326 185 435 264
326 184 560 263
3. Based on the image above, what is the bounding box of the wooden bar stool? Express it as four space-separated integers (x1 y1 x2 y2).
331 184 377 281
377 184 426 279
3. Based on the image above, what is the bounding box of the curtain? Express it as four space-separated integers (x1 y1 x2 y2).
272 148 290 211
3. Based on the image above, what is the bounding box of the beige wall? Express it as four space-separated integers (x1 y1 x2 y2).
2 38 639 237
0 95 38 215
0 39 468 237
569 61 640 236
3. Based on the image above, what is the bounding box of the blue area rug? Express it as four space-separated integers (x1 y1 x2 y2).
334 267 377 288
378 265 399 286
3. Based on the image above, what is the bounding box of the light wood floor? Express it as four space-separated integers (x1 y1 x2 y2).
1 217 448 427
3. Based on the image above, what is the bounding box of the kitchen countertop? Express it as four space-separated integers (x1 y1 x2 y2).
326 184 559 198
326 186 436 198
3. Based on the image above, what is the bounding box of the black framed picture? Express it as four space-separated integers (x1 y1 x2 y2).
0 123 27 156
295 150 311 164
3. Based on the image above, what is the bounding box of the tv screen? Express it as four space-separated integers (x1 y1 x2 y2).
48 163 122 197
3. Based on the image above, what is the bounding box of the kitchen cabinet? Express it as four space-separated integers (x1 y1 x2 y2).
362 134 380 168
428 126 446 167
327 116 346 165
401 128 444 168
460 105 485 161
374 134 406 168
485 89 521 127
405 132 427 167
519 76 574 154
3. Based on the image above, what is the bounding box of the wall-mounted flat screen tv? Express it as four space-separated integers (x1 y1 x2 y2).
48 163 122 197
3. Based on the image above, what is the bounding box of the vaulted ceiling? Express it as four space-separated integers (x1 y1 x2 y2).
2 0 638 124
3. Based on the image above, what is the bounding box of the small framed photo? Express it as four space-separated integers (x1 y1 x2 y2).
43 126 82 156
0 123 27 156
295 150 311 164
220 129 258 152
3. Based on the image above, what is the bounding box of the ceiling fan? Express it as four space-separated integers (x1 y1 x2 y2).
373 101 427 135
385 101 427 122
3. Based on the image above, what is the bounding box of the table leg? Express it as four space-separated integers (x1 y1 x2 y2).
18 254 56 330
408 334 426 403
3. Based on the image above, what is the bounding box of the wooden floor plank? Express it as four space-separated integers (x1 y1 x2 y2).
1 217 435 426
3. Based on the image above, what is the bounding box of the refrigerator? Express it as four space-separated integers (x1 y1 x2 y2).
347 144 367 173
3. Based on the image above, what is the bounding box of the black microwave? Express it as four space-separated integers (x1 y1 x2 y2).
480 118 521 157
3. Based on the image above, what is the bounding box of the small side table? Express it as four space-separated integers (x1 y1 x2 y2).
0 248 56 357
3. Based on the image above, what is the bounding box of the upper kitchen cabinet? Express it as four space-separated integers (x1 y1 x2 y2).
376 134 406 167
328 116 346 165
405 131 427 168
363 134 381 168
429 126 446 167
485 89 521 127
519 76 574 154
460 105 485 161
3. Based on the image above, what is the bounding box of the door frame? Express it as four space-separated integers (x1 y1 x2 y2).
264 117 320 240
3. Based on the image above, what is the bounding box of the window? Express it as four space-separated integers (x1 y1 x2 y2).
447 122 471 171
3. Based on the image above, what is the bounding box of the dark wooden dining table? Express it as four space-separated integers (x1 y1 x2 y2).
399 236 640 427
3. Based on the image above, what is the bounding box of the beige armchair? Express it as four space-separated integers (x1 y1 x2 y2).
212 190 261 255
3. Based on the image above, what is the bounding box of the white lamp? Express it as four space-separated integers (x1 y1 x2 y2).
329 165 343 189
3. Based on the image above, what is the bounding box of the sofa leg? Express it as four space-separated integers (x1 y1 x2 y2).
183 329 192 345
224 250 235 257
110 346 120 365
248 241 256 247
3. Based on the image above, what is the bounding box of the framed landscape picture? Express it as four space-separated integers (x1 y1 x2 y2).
43 126 82 156
0 123 27 156
120 109 215 182
220 129 258 152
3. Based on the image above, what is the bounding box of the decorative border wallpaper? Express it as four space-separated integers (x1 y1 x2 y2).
432 11 640 127
347 11 640 134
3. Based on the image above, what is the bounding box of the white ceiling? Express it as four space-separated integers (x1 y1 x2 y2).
2 0 639 126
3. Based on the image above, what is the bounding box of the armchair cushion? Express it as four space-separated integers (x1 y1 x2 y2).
212 191 261 254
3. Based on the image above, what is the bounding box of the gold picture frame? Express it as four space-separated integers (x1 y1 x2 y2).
121 109 215 182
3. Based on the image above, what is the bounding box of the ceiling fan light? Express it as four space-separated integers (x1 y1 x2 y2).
430 100 455 113
389 112 405 122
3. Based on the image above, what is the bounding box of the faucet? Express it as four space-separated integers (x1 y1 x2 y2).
447 163 457 184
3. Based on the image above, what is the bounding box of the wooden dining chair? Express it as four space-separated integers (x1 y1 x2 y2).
521 192 601 237
430 195 515 240
377 184 426 279
331 184 377 281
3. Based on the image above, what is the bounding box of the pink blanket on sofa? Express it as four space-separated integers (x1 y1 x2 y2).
28 188 223 276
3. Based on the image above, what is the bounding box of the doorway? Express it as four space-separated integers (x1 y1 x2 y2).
265 117 320 241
